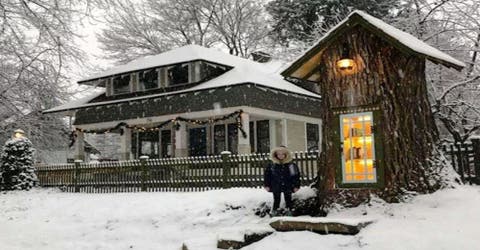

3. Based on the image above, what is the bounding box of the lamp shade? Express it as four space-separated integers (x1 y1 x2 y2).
13 129 25 139
336 58 355 70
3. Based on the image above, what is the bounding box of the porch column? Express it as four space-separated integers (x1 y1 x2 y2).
120 127 132 160
206 124 212 155
269 119 277 150
74 130 85 161
175 122 188 157
238 112 251 154
281 118 288 147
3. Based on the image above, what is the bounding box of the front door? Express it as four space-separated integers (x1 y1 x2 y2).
160 130 172 158
189 127 207 156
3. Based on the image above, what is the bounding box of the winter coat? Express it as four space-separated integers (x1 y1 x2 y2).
264 146 301 193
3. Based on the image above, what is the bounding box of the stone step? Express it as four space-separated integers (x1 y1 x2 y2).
216 217 374 249
217 229 274 249
269 217 374 235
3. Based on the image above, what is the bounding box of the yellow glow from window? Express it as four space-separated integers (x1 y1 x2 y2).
342 113 376 183
343 116 371 123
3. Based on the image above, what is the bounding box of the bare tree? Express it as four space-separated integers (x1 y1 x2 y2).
0 0 94 151
392 0 480 143
97 0 271 62
209 0 271 57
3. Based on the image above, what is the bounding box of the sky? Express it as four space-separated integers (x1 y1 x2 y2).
67 12 113 99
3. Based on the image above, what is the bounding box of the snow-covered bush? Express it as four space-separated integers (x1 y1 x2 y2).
425 145 461 189
0 137 38 190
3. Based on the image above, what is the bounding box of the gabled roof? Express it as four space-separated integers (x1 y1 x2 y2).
282 10 465 77
44 46 320 114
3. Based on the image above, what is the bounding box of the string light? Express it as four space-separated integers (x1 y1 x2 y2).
70 110 247 146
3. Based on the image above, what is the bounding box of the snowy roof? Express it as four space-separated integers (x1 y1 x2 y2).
44 46 320 114
282 10 465 77
80 45 282 83
44 91 105 114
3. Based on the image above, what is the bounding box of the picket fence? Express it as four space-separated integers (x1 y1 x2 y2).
35 151 320 193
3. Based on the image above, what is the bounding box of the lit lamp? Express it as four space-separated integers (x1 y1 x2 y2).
13 129 25 139
337 43 356 71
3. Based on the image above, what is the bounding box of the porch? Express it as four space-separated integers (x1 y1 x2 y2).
73 106 322 161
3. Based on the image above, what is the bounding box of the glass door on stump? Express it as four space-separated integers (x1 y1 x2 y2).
340 112 376 183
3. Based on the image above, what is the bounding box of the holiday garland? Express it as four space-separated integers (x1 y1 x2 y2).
69 110 247 147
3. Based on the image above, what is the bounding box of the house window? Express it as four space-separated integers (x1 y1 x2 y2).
189 127 207 156
160 130 172 158
132 131 159 159
139 69 158 90
212 121 270 155
201 62 227 81
112 75 130 95
213 123 238 154
306 123 319 151
167 64 189 86
340 112 376 183
256 120 270 153
213 124 226 154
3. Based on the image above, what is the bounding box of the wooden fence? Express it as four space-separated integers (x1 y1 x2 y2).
35 151 320 193
443 138 480 184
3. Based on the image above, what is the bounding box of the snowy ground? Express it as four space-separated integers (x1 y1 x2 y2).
1 186 479 250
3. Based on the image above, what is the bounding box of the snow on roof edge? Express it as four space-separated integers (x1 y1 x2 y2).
43 82 321 114
43 91 105 114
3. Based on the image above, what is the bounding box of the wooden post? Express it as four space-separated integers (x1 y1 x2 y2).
471 138 480 184
281 119 288 147
120 127 132 160
74 130 85 161
74 160 82 193
221 151 232 189
140 155 149 192
238 112 251 154
175 122 188 157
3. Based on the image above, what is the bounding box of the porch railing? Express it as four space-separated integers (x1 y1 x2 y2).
35 151 320 193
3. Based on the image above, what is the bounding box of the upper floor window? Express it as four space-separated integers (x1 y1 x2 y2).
112 75 130 95
167 64 189 86
200 62 227 81
139 69 158 90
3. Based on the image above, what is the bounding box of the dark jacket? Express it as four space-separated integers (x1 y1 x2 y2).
264 147 301 193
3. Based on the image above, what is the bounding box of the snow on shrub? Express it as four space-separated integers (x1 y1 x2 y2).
0 137 38 190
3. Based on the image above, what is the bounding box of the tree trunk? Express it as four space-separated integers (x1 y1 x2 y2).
315 25 440 207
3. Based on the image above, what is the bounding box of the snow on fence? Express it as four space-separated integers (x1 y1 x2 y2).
35 151 319 193
443 138 480 185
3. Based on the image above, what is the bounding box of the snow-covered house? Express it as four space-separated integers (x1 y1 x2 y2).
44 45 322 161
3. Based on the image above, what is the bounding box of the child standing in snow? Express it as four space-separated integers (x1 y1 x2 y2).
264 146 300 216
